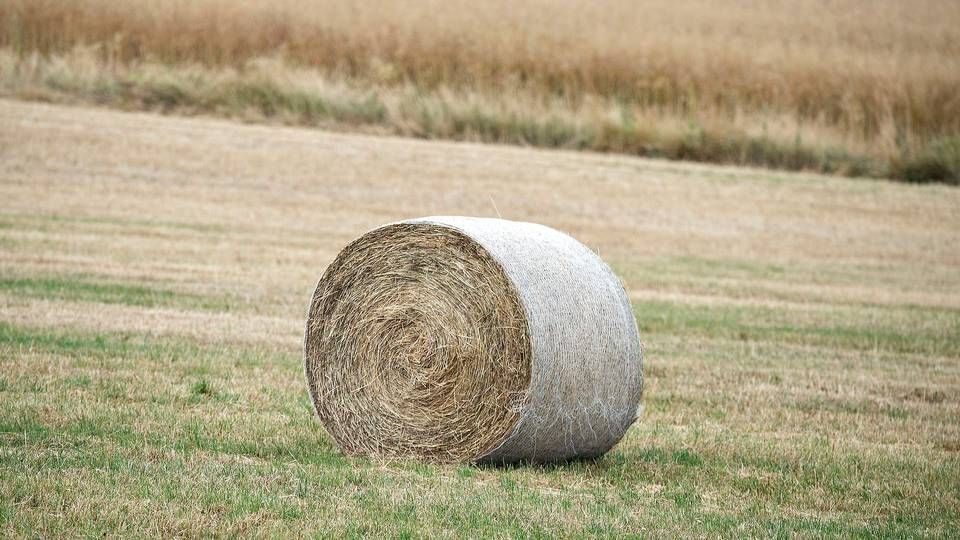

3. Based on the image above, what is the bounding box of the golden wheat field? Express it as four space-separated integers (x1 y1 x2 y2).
1 99 959 536
2 0 960 181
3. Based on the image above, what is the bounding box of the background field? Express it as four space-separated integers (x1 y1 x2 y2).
2 0 960 183
1 99 959 536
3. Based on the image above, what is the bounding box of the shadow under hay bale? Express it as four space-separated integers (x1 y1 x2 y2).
304 216 643 463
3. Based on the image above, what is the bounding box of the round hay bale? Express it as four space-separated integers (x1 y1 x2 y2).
304 216 642 463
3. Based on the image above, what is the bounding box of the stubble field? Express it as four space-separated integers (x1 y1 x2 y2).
1 99 959 536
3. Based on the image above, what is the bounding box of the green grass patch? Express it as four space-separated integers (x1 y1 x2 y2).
633 299 960 356
0 273 234 310
0 321 291 368
0 211 230 234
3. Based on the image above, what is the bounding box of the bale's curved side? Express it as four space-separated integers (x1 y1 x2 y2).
409 217 643 462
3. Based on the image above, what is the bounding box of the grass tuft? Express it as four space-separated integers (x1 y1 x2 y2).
190 379 213 397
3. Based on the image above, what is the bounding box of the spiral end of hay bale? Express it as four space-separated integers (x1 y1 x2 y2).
305 223 532 462
305 217 642 463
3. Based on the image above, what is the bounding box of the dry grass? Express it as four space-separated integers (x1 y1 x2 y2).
2 0 960 182
1 99 959 536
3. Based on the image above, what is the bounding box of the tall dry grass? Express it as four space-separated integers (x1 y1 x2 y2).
2 0 960 181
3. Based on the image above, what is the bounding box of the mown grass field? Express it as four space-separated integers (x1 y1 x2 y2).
1 99 959 537
2 0 960 182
